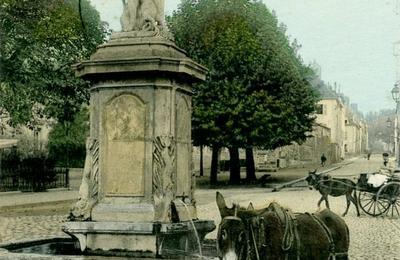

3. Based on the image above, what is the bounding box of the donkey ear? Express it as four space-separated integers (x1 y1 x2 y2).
247 202 254 211
216 191 227 213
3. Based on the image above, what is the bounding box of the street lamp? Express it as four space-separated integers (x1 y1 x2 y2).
387 117 392 153
391 83 400 167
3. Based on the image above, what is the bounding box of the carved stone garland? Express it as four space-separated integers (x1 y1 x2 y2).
69 138 100 221
153 136 176 222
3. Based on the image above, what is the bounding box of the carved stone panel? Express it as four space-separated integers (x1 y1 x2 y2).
104 94 146 196
176 96 191 143
175 95 191 197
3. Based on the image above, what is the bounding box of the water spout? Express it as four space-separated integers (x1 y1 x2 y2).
180 199 203 257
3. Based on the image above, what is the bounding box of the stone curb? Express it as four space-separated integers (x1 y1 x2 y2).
0 199 75 213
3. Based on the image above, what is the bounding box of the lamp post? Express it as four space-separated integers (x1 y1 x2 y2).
391 83 400 167
387 117 392 152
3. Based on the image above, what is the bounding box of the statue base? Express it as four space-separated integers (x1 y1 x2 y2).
62 220 215 258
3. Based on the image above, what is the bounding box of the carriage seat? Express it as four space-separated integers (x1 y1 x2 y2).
367 173 388 188
392 169 400 180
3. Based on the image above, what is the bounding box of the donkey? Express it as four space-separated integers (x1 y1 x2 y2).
306 171 360 217
216 192 349 260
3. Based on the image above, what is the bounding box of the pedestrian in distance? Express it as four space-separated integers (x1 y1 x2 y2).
321 153 327 167
382 152 389 167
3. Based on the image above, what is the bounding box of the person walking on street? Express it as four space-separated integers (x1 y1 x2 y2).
321 153 327 167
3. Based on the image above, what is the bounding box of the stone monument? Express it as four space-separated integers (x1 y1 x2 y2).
62 2 215 258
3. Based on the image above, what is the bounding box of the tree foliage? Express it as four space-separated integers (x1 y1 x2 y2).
170 0 317 148
47 106 89 167
169 0 318 183
0 0 109 125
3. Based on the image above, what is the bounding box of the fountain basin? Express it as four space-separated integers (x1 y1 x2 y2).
62 219 215 259
0 236 218 259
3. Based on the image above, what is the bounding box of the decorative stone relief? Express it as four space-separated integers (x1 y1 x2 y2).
105 94 145 142
69 138 99 221
176 96 191 142
104 94 146 196
153 136 176 222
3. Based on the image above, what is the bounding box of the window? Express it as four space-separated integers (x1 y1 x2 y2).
316 104 324 114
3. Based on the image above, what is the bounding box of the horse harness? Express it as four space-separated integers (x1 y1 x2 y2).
244 205 348 260
244 205 301 260
313 175 356 191
305 213 348 260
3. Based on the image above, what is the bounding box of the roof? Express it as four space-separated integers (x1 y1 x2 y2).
317 84 338 99
310 78 338 100
0 139 18 149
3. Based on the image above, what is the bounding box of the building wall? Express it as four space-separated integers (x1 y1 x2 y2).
345 124 358 154
316 99 346 159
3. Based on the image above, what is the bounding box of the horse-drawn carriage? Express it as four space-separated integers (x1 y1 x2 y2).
306 170 400 218
357 172 400 217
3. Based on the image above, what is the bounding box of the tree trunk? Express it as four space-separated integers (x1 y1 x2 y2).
199 145 204 177
229 147 241 184
210 145 219 185
245 147 257 182
65 121 70 168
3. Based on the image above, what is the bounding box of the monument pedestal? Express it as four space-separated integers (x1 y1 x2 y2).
63 33 215 258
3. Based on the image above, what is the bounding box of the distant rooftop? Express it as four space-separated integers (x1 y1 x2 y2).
310 78 338 99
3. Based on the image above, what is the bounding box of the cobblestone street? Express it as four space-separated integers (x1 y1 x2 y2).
0 155 399 259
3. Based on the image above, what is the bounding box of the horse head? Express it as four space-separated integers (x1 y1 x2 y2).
216 192 274 260
216 192 252 260
217 214 248 260
216 191 245 218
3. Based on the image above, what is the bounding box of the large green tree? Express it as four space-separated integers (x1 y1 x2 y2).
169 0 318 184
0 0 108 126
47 106 89 167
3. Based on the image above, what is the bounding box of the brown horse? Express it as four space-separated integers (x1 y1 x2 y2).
306 171 360 217
216 192 349 260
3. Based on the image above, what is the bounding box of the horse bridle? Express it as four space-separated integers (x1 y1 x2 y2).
218 215 249 260
244 209 300 260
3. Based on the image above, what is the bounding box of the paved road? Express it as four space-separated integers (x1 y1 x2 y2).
0 155 399 259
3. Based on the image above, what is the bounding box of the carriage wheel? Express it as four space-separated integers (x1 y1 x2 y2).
376 182 400 218
358 191 390 216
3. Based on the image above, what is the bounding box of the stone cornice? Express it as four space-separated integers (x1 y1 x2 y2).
74 56 207 82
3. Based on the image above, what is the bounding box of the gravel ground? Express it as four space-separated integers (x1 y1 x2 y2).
0 215 68 244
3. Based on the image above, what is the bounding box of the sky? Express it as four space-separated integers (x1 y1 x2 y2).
89 0 400 114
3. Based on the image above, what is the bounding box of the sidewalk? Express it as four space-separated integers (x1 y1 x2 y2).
0 168 83 213
0 189 78 213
